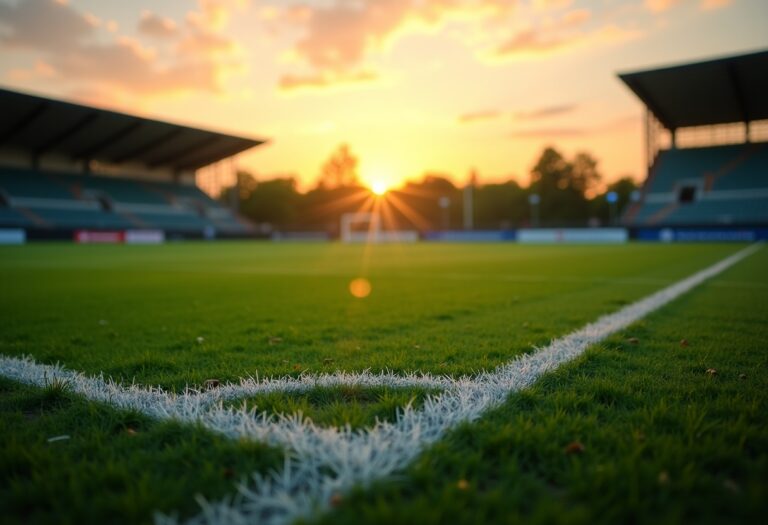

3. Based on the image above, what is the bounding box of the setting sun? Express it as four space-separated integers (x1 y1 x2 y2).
370 180 389 196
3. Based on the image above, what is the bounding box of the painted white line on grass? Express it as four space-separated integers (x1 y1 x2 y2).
0 243 761 525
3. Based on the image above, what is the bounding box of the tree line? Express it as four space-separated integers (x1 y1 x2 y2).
221 144 639 234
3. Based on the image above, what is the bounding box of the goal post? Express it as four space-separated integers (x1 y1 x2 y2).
340 212 381 243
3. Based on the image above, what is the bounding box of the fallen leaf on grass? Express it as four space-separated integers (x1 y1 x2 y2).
457 479 470 491
706 368 718 377
564 441 585 455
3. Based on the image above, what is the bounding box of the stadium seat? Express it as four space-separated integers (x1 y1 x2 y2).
0 169 75 200
0 166 253 234
625 143 768 226
0 206 32 227
27 207 132 229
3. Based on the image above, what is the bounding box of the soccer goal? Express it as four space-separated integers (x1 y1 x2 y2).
340 212 381 243
340 212 419 243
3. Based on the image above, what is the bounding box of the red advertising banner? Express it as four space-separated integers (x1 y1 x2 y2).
74 230 125 244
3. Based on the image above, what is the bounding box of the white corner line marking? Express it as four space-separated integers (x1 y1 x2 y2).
0 243 761 525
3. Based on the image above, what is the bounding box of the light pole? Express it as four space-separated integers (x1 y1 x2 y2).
439 196 451 231
528 193 540 228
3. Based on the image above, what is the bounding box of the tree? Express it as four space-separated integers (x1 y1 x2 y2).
571 152 602 195
530 147 571 192
222 172 301 229
474 180 527 229
241 178 300 227
528 147 602 225
317 143 360 189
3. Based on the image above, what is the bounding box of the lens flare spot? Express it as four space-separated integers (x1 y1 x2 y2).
349 278 371 298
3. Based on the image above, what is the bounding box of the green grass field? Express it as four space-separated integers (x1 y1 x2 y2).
1 242 766 524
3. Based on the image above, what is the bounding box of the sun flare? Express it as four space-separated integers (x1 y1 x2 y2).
370 180 389 196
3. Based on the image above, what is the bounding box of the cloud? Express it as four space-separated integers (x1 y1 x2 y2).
288 0 413 74
279 70 379 92
138 11 178 39
493 8 591 56
514 103 577 119
188 0 250 31
0 0 92 50
493 9 641 59
271 0 519 92
561 8 591 26
6 59 56 82
458 110 503 123
510 113 637 139
458 102 576 124
643 0 682 13
0 0 247 100
700 0 733 10
178 27 236 57
531 0 574 10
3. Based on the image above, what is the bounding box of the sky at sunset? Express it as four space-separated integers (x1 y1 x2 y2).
1 0 767 191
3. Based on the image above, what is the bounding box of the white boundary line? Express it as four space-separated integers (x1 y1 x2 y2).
0 243 761 525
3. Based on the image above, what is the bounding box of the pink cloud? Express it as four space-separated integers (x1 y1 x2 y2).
510 114 638 139
458 103 577 124
644 0 682 13
493 9 640 59
273 0 520 92
0 0 247 99
138 11 178 39
279 70 379 92
514 104 577 119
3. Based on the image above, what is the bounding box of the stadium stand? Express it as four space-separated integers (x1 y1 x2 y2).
620 50 768 230
0 88 265 239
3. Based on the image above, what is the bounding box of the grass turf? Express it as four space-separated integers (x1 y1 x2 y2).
0 242 742 388
0 242 765 524
0 377 282 524
229 385 436 429
313 246 768 525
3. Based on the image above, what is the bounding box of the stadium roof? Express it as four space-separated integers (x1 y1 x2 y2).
618 49 768 130
0 87 266 171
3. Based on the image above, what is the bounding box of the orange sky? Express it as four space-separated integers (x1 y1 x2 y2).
1 0 767 192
